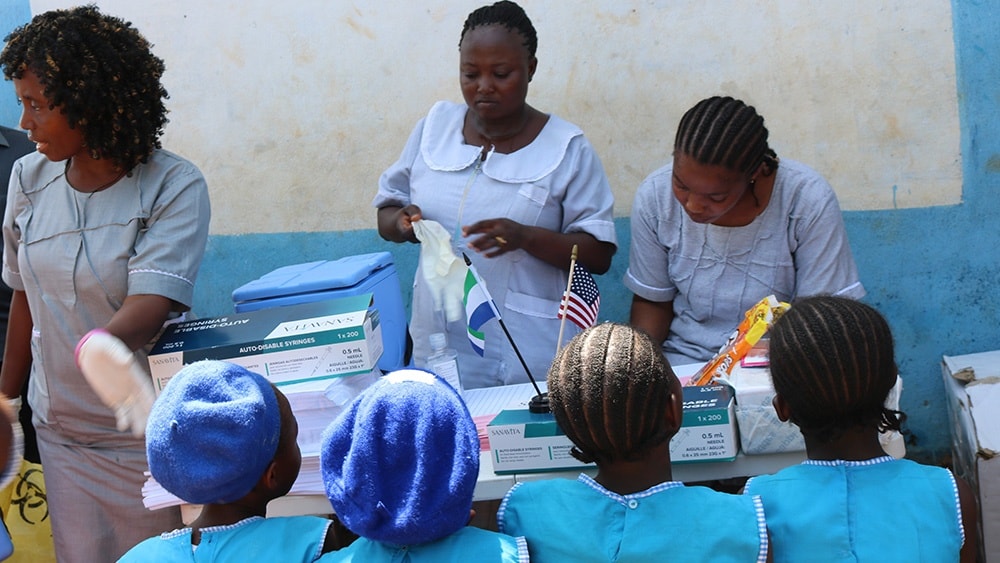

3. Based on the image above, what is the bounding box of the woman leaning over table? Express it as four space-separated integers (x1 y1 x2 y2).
626 96 865 367
0 7 210 562
375 1 616 389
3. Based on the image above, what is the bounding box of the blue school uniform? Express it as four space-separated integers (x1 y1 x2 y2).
498 474 768 562
745 456 965 562
118 515 331 562
317 526 529 562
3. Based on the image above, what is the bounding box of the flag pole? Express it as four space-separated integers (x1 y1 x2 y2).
556 244 579 353
462 254 548 411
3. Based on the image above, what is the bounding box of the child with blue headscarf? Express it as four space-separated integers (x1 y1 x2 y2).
318 369 529 562
120 361 342 561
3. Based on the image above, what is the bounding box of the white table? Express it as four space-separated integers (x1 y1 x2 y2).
258 380 806 518
263 448 805 518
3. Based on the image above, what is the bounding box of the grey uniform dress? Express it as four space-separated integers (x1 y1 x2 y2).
2 149 210 562
625 159 865 365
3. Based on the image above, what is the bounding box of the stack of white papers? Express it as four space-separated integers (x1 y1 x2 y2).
141 380 538 510
142 454 330 510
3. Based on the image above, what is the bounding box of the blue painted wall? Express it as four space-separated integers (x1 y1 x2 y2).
0 0 29 128
196 1 1000 463
2 1 996 463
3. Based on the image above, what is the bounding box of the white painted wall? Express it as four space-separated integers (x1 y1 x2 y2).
30 0 960 234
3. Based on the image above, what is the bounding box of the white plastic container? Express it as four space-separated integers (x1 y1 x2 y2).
426 332 463 396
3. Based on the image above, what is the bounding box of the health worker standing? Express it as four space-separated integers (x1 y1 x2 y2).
625 96 864 366
0 7 211 562
375 1 616 389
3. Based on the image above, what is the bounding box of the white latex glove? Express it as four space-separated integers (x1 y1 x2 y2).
413 219 467 323
75 329 155 437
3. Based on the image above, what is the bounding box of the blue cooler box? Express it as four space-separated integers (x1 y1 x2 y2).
232 252 408 372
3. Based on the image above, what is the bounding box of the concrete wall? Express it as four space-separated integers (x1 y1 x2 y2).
3 1 997 462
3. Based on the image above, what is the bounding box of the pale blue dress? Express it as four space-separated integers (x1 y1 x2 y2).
625 159 865 365
498 474 769 562
375 101 617 389
744 456 965 562
317 526 530 563
3 149 211 562
119 515 332 562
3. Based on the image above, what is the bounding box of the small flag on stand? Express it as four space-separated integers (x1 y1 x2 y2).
463 262 500 356
558 263 600 330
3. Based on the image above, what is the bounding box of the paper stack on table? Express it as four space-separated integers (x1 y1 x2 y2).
465 382 546 451
141 369 380 510
142 377 534 510
142 455 330 511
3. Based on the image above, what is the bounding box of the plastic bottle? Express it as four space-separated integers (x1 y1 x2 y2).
427 332 463 396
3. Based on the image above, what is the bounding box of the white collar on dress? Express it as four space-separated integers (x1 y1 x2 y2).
577 473 684 506
419 100 582 183
802 455 896 467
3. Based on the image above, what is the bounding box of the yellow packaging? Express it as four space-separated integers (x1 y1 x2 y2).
688 295 789 386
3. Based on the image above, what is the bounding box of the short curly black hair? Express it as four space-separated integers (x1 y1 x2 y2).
0 4 169 172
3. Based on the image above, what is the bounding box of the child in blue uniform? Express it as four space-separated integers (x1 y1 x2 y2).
744 296 978 562
498 323 770 562
317 369 529 562
119 361 340 562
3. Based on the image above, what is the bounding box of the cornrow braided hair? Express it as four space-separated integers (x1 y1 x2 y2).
547 323 676 465
674 96 780 177
0 4 169 172
459 1 537 57
768 295 905 444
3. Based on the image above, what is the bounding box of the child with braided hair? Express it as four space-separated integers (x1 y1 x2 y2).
744 296 977 562
498 323 770 562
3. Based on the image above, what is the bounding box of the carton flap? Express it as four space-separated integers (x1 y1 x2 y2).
943 351 1000 381
966 381 1000 455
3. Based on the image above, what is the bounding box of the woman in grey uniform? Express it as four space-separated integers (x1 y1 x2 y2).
0 7 211 561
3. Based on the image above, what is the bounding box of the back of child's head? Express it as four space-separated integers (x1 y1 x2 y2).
145 360 285 504
320 369 479 547
768 295 903 442
548 322 680 465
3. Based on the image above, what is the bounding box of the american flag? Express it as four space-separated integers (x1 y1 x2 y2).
558 263 600 330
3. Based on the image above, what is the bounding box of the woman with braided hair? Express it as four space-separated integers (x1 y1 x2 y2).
375 1 616 389
625 96 864 366
744 296 977 562
0 6 210 561
498 323 771 562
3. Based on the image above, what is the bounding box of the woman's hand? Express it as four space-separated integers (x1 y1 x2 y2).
463 218 524 258
463 218 615 273
377 205 422 243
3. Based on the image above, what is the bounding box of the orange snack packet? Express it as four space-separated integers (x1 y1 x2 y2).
687 295 790 386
